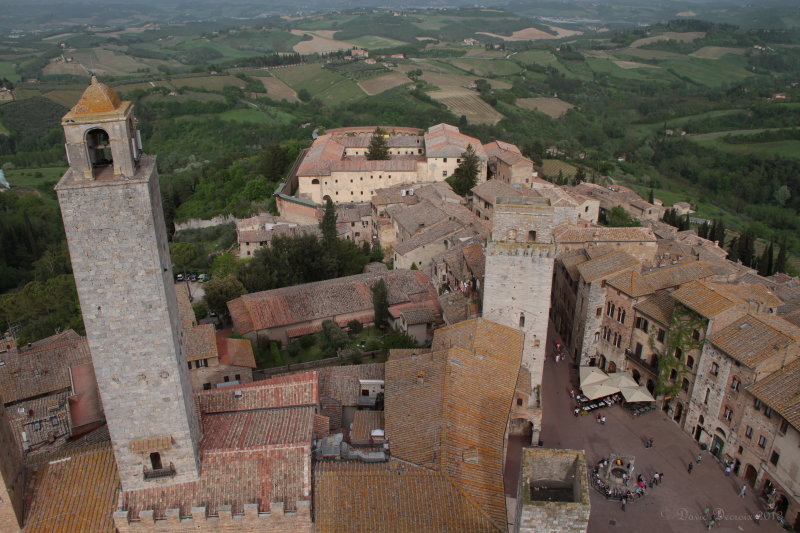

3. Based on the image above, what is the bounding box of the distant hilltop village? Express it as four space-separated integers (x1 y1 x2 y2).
1 79 799 533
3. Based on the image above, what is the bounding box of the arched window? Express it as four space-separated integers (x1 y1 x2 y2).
519 313 525 328
86 128 112 174
311 178 320 184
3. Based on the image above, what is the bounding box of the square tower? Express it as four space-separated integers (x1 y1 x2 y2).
56 77 200 491
0 394 24 532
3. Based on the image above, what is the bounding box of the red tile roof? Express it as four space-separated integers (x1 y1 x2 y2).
318 363 385 406
229 269 438 335
196 372 317 414
201 407 314 452
215 330 256 368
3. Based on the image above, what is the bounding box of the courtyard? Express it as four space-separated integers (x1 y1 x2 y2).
531 327 783 532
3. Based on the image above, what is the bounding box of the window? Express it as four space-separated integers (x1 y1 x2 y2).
235 374 241 381
196 359 207 368
517 398 523 406
635 317 649 332
634 342 643 358
770 451 780 466
50 416 58 427
687 356 694 369
519 314 525 328
754 398 763 410
443 158 447 163
710 362 719 376
203 383 212 390
594 332 600 343
682 378 689 392
224 376 230 382
723 407 733 421
620 310 626 324
731 377 740 392
764 406 773 418
442 170 447 176
674 347 682 360
596 307 602 317
779 419 789 435
692 329 700 341
704 388 710 404
657 328 666 343
745 426 753 439
150 452 163 470
758 435 766 448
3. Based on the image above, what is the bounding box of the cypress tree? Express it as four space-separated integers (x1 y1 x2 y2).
775 236 788 274
648 188 654 204
758 240 774 276
366 127 390 160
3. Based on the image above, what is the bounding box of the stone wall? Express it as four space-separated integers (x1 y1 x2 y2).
0 396 24 532
113 501 312 532
56 157 201 491
517 448 590 533
174 215 235 232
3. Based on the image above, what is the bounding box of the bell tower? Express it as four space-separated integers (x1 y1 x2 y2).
55 77 200 491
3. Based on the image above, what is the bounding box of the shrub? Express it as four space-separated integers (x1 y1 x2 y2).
347 320 363 335
299 334 316 349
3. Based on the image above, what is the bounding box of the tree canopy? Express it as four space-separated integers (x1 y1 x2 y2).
445 144 480 197
366 127 391 160
602 206 641 227
203 275 246 317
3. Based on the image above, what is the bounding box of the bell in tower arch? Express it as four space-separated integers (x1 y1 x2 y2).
61 76 140 180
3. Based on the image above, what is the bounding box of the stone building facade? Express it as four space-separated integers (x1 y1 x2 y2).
56 77 201 491
0 395 24 532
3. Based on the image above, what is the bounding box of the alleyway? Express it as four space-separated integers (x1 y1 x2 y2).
537 325 779 533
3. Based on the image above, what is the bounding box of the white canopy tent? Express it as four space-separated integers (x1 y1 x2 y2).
579 366 610 388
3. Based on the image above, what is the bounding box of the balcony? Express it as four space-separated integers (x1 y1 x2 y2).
144 462 176 480
624 350 658 374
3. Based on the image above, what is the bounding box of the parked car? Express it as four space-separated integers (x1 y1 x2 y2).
198 274 211 282
176 273 184 282
189 274 197 282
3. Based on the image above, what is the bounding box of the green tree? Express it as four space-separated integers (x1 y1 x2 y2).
758 239 775 277
297 89 311 102
347 319 363 335
776 236 789 274
203 275 246 318
603 206 641 227
366 127 390 160
170 242 198 278
371 279 389 328
445 144 480 197
648 188 655 204
370 242 384 263
210 252 238 278
319 198 340 278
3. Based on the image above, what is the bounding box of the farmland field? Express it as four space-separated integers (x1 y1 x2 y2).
255 77 299 102
513 50 560 68
541 159 578 178
43 89 85 107
3 167 67 196
476 27 562 40
618 48 685 60
0 61 20 82
358 72 409 96
516 97 574 118
451 58 522 77
629 31 706 48
272 64 366 104
290 30 352 54
348 35 409 49
689 46 747 59
171 75 246 90
660 56 755 86
429 89 504 125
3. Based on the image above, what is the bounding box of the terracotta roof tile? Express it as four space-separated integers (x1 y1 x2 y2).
229 269 438 335
201 406 314 452
747 358 800 431
351 410 384 442
576 250 638 283
318 364 385 406
24 441 119 533
196 372 317 414
385 318 524 531
215 332 256 368
554 226 656 244
608 262 714 297
0 332 91 403
129 435 172 453
670 280 740 318
184 323 217 362
471 180 537 204
634 292 676 326
711 313 800 367
314 460 498 532
424 123 487 159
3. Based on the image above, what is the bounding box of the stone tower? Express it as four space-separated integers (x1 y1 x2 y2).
0 395 24 532
483 196 576 446
56 77 200 491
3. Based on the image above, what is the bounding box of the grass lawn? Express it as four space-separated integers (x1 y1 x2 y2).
3 167 66 200
0 61 20 82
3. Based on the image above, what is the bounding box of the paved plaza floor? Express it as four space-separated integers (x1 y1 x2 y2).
536 328 779 533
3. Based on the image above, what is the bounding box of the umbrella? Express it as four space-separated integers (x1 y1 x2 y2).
604 373 639 390
620 386 655 403
581 382 620 400
579 366 609 388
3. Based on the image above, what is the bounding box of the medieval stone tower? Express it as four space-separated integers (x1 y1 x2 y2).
483 196 578 445
55 77 200 491
0 394 24 532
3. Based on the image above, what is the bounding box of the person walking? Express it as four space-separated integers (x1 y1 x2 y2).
688 462 694 474
724 464 732 476
754 511 761 525
621 497 626 512
697 453 702 465
739 485 747 498
659 472 664 484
